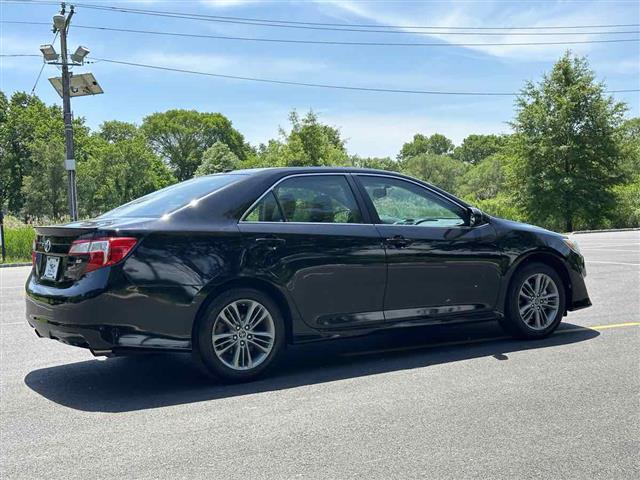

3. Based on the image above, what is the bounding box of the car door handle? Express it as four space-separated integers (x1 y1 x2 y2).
254 237 286 250
385 235 412 248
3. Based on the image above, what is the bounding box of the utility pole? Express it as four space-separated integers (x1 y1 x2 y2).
57 4 78 221
41 3 101 222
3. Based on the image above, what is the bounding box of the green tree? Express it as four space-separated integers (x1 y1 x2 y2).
401 153 467 194
79 122 175 217
453 134 508 165
0 91 90 216
195 141 241 176
509 52 626 231
398 133 454 162
21 139 67 220
141 109 247 181
458 154 507 201
252 110 349 167
611 117 640 227
350 155 399 171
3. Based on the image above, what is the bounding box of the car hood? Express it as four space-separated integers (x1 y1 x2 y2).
490 216 565 239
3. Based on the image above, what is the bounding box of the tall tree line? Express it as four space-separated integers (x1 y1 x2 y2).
0 52 638 231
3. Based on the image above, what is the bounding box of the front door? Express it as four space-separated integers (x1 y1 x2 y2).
238 174 387 330
354 174 502 322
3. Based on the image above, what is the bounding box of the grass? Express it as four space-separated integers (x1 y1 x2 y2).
1 225 35 264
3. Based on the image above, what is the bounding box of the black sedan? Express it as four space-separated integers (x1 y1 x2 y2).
26 167 591 382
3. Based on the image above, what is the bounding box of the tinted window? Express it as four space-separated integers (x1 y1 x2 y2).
359 176 465 227
99 175 242 218
273 175 362 223
244 192 283 222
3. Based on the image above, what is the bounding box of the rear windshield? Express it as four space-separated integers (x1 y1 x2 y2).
98 174 243 219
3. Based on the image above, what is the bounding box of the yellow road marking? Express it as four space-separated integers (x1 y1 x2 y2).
342 321 640 357
581 321 640 330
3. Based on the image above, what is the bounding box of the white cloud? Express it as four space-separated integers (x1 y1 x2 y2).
117 51 329 78
317 0 636 61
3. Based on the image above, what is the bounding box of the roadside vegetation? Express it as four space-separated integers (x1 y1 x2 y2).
1 52 638 263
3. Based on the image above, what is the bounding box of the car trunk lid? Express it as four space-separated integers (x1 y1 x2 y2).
33 218 152 284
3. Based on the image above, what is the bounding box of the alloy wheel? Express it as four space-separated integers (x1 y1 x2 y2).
518 273 560 330
212 299 275 370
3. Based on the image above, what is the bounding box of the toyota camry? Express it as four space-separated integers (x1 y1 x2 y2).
26 167 591 382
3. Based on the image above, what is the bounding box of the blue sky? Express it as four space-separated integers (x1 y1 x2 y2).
1 0 638 157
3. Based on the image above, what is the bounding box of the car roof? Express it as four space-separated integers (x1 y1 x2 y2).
227 166 398 176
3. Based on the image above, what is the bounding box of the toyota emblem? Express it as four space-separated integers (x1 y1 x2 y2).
44 239 51 253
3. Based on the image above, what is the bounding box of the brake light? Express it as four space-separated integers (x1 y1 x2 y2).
69 237 138 273
31 239 37 267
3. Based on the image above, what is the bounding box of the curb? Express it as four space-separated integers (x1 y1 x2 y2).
0 262 31 268
571 228 640 235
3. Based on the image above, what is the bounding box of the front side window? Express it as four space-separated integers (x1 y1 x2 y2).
270 175 363 223
358 176 465 227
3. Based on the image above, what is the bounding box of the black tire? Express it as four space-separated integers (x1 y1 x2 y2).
499 262 566 339
193 288 285 383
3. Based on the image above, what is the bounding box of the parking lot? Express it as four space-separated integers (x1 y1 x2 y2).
1 230 638 479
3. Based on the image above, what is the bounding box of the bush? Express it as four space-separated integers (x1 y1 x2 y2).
1 217 35 263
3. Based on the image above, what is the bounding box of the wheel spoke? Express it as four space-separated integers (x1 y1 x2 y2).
215 338 236 355
228 302 242 325
243 301 259 327
522 307 535 325
519 303 533 316
247 310 268 330
248 338 270 353
232 342 241 368
522 282 536 298
539 308 549 327
244 343 253 368
219 310 237 329
534 274 542 295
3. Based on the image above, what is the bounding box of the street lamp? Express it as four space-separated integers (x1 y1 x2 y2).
52 14 66 31
70 45 89 64
39 44 58 61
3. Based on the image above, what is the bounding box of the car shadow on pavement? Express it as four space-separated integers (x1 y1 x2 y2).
24 321 599 412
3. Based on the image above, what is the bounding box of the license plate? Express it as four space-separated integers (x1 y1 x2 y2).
43 256 60 280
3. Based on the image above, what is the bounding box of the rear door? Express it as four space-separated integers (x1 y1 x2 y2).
238 173 387 330
354 174 502 322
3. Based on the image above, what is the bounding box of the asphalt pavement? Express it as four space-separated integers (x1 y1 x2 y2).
1 230 638 479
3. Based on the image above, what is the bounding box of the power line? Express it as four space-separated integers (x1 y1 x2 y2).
4 0 640 33
0 54 41 57
2 21 639 47
92 57 640 96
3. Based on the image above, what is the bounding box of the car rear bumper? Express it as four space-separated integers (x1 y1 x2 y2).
26 306 115 355
25 270 192 355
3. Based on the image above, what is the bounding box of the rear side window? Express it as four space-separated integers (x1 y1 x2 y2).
244 192 284 222
99 175 242 218
274 175 362 223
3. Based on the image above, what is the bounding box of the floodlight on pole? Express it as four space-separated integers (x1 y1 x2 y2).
39 44 59 62
70 45 89 64
53 14 66 31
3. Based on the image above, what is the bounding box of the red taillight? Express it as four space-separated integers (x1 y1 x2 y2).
69 237 138 273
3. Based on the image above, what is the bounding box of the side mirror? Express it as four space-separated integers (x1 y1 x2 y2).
468 207 485 227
